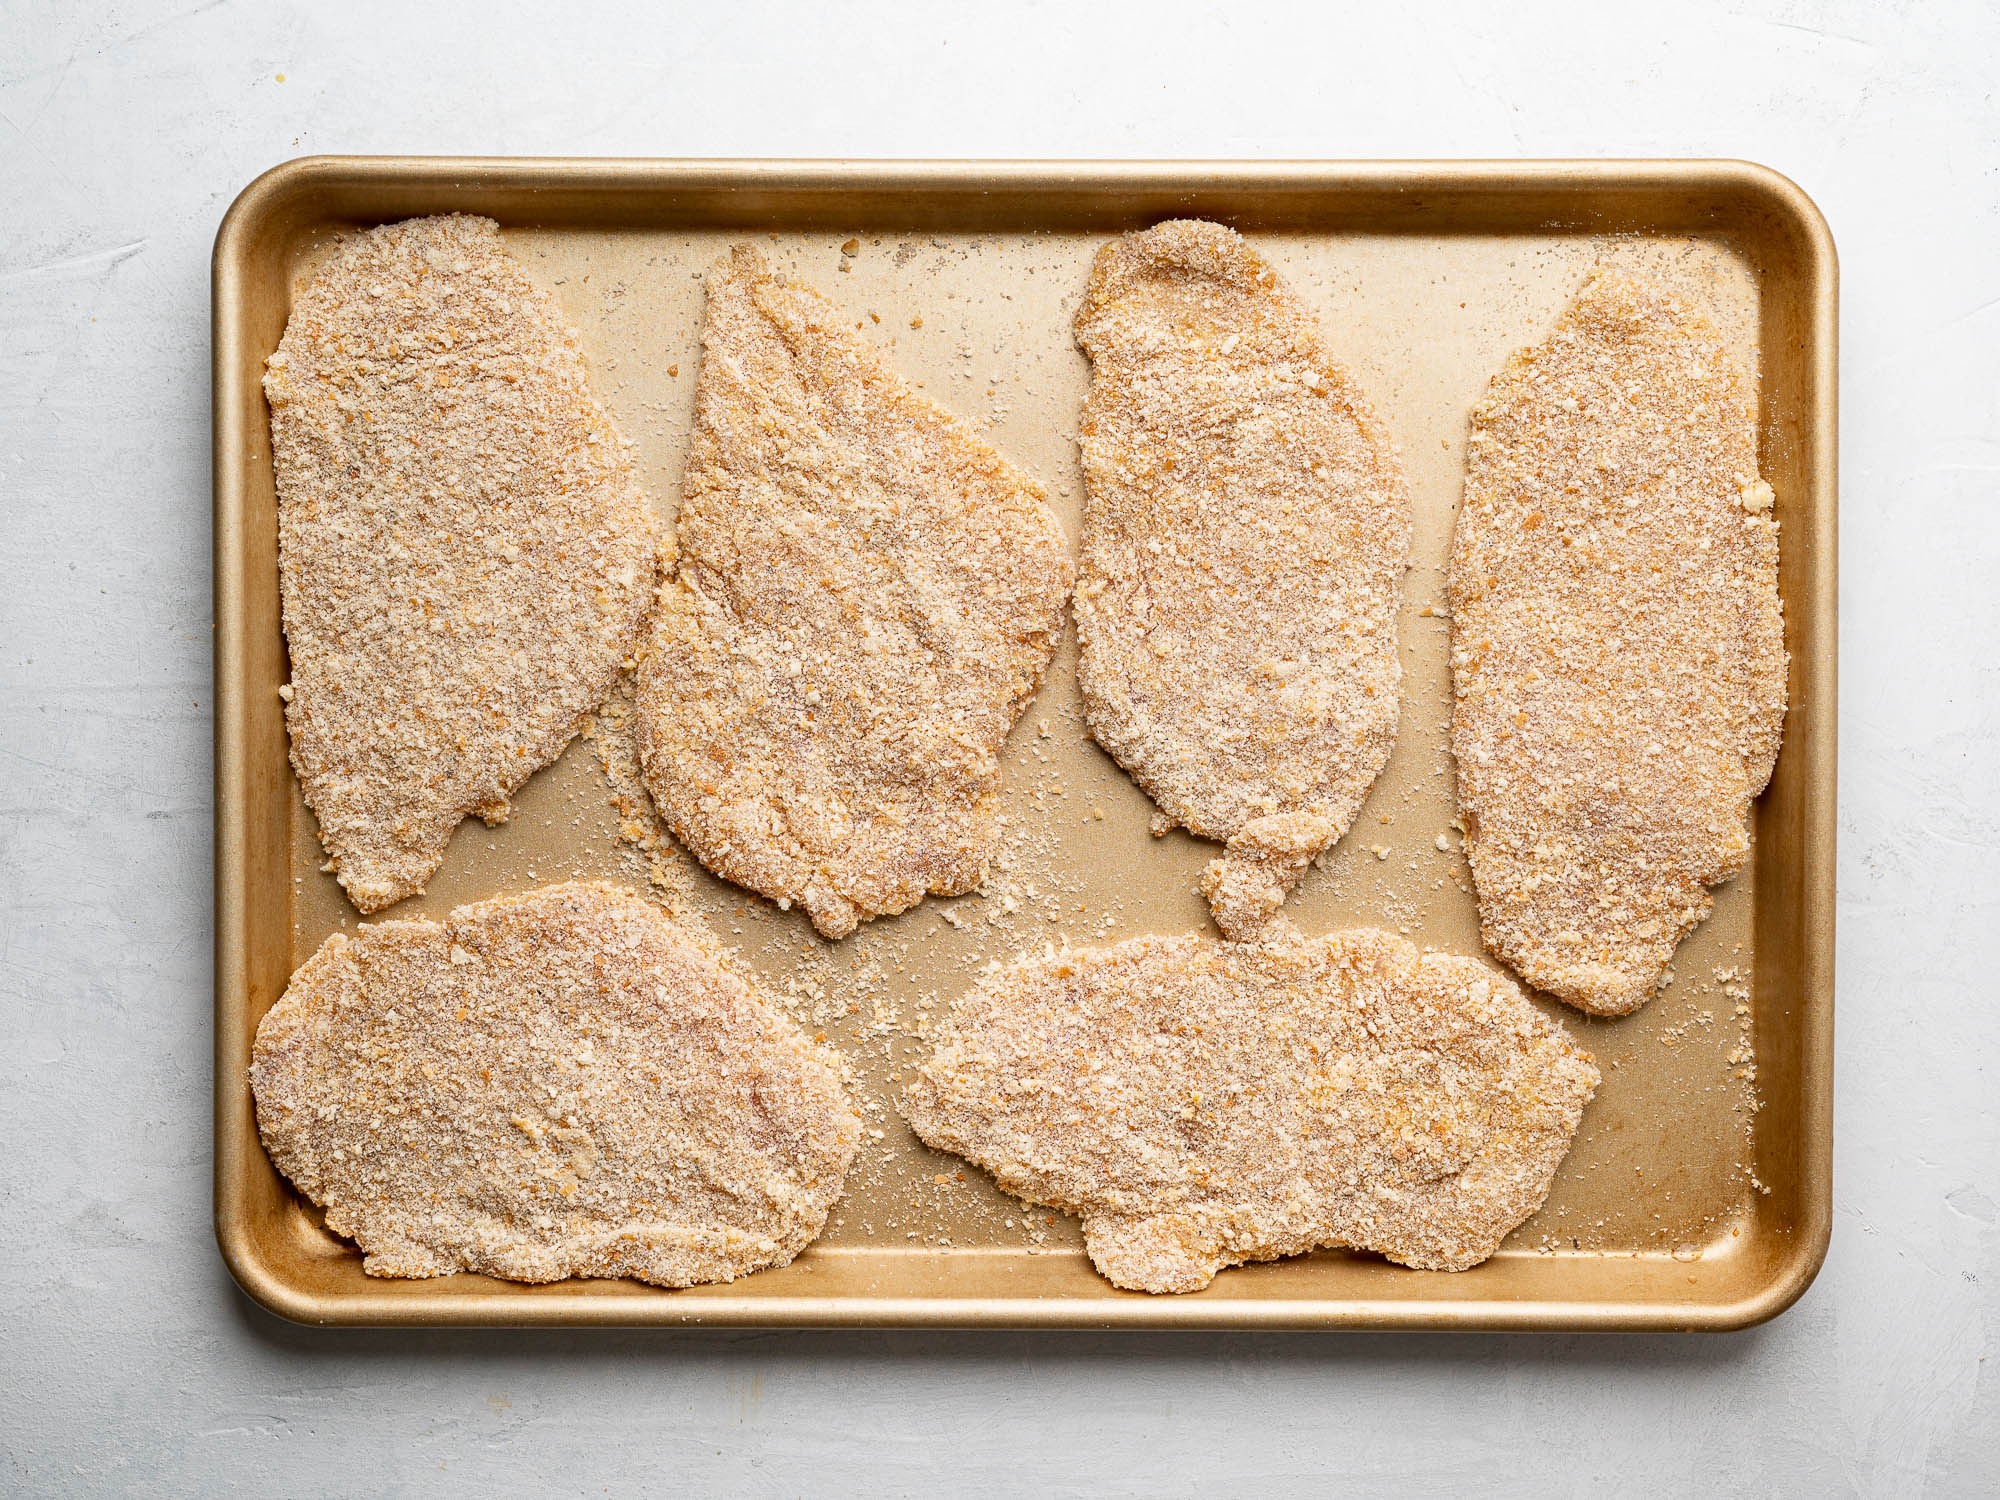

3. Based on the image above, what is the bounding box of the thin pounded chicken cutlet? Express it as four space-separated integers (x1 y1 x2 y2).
902 926 1597 1293
1450 271 1787 1015
1072 220 1412 940
635 246 1072 939
251 882 861 1287
267 215 659 913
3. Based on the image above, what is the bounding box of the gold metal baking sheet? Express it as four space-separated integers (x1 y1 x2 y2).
214 158 1835 1329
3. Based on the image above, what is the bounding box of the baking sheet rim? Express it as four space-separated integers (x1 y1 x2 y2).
212 155 1836 1330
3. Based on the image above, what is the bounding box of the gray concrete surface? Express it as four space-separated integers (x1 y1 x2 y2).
2 1 1996 1494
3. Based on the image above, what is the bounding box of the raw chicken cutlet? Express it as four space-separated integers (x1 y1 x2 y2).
1073 220 1412 941
635 245 1072 939
1450 270 1787 1015
267 214 659 913
251 882 861 1287
902 926 1598 1293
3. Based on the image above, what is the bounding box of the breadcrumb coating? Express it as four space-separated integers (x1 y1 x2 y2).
251 882 860 1287
1072 221 1411 940
1450 271 1787 1015
267 215 660 913
902 927 1597 1293
635 246 1072 939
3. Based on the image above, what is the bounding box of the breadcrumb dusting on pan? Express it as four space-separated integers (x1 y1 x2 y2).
1071 221 1412 941
1449 271 1786 1016
250 882 860 1287
586 673 701 920
266 215 661 913
634 245 1073 940
901 925 1598 1293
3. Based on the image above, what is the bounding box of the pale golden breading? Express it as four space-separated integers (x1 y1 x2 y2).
1450 271 1787 1016
251 882 861 1287
902 927 1598 1293
1072 220 1412 940
635 246 1072 940
267 215 660 914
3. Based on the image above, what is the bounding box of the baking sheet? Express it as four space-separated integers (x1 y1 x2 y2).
214 159 1835 1328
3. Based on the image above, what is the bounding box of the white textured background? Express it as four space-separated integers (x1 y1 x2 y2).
2 1 1996 1495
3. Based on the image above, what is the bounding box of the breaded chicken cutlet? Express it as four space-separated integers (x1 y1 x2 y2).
1450 271 1787 1016
1072 221 1411 940
634 246 1072 940
902 927 1598 1293
251 882 861 1287
267 215 659 913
